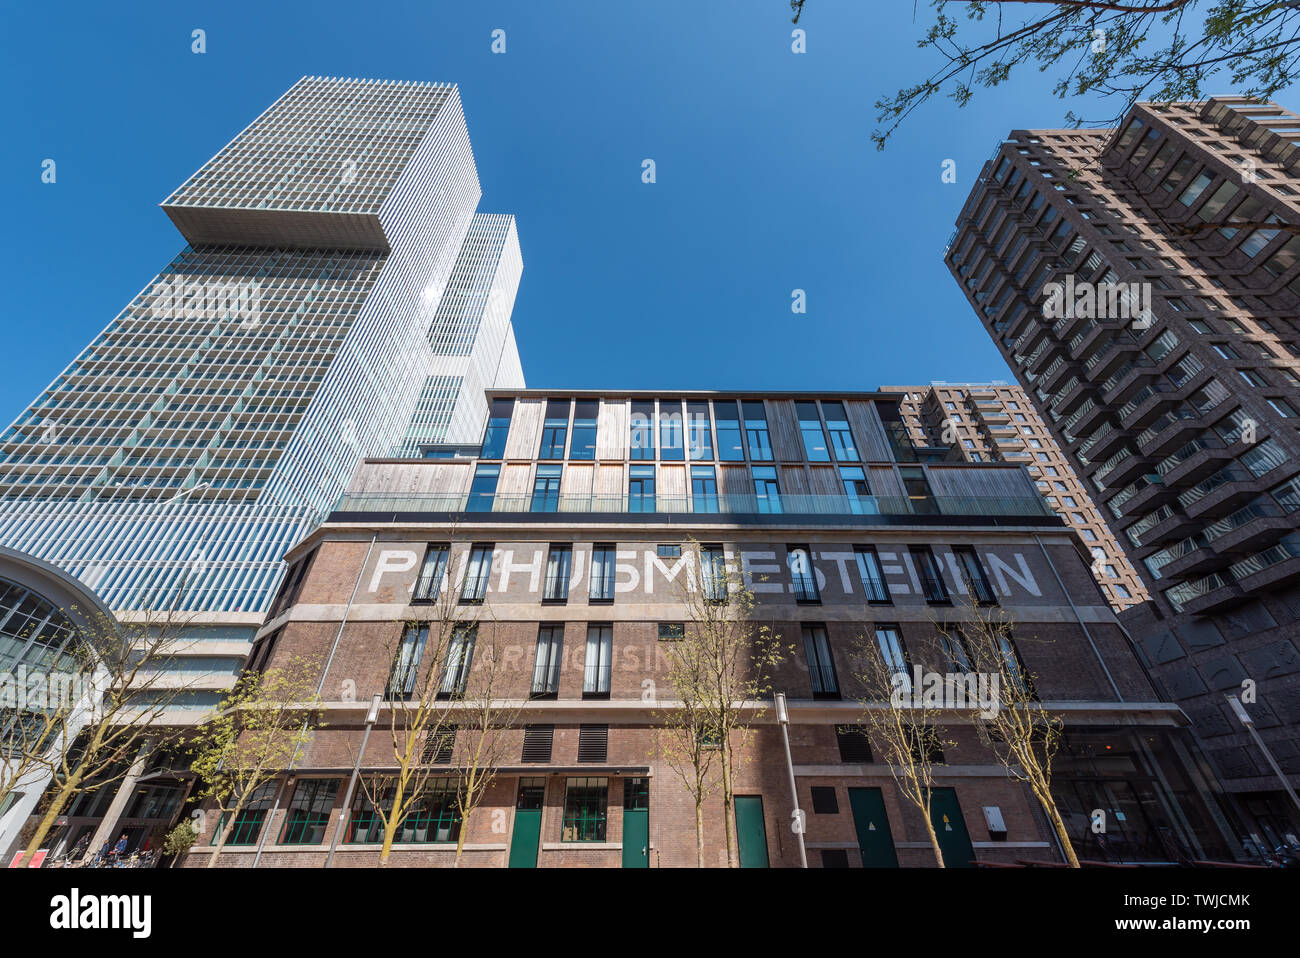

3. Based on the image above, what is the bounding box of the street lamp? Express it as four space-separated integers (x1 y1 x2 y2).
774 692 807 868
1225 694 1300 815
326 693 383 868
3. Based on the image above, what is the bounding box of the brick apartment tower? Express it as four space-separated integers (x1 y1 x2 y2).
879 382 1148 612
181 391 1241 867
945 96 1300 847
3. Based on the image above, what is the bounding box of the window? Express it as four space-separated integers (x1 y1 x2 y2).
952 546 997 605
388 623 428 699
691 465 718 513
714 401 745 460
569 400 598 460
810 786 839 814
939 628 972 673
423 727 455 764
584 624 613 697
539 399 570 459
1240 369 1267 387
531 464 562 512
347 778 460 844
461 544 493 602
577 725 609 763
803 624 840 698
788 545 820 601
1178 172 1214 207
479 399 512 459
1212 343 1241 359
624 777 649 811
439 624 476 698
906 727 945 765
874 625 909 690
900 467 936 514
687 401 713 460
822 849 850 868
821 401 858 460
910 546 949 603
411 544 449 602
544 544 571 602
562 777 608 842
797 401 830 461
854 546 891 603
630 401 656 460
278 778 339 845
1269 398 1297 418
589 544 616 601
840 466 876 514
466 464 499 512
212 782 278 845
659 401 684 461
629 465 655 513
522 725 554 763
701 544 728 602
753 466 781 513
995 630 1033 698
1112 583 1131 599
657 622 685 641
532 625 563 698
834 725 873 763
743 401 773 460
1062 496 1077 507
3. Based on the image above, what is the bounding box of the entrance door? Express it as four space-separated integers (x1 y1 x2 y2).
848 787 898 867
621 777 649 868
735 795 769 868
929 787 976 868
508 778 545 868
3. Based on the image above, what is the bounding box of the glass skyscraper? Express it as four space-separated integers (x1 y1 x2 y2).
0 77 524 696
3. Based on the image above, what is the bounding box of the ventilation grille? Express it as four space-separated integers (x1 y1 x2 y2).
577 724 609 763
522 724 554 763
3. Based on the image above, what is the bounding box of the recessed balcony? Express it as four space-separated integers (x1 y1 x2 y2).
1118 382 1180 431
1203 502 1292 555
1158 437 1235 488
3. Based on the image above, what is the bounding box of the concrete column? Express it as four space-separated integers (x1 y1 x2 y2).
88 737 155 854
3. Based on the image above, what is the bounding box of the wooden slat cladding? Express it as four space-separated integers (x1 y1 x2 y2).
781 466 810 495
504 398 545 459
596 464 625 498
846 400 893 462
927 464 1036 500
869 466 906 498
596 399 629 460
808 465 843 496
658 464 688 511
765 400 804 461
346 461 472 496
495 463 532 509
559 462 594 509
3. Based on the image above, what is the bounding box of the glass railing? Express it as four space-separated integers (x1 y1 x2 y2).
1228 535 1300 580
1202 500 1283 542
329 492 1058 519
1177 466 1252 510
1165 572 1233 611
1135 407 1199 448
1117 383 1175 421
1156 436 1225 476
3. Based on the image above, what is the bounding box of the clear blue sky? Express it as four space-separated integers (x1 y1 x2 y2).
2 0 1284 404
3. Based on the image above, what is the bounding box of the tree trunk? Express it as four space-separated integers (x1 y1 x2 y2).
19 778 78 867
720 749 737 868
380 779 407 866
921 807 945 868
1037 787 1080 867
208 795 248 869
695 800 705 868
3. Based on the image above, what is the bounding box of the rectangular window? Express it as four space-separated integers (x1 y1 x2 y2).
346 778 460 844
531 625 563 698
466 464 499 512
803 624 840 698
589 544 616 601
797 401 830 461
569 400 598 460
562 777 608 842
629 465 656 513
840 466 875 514
411 544 449 602
479 399 513 460
1178 171 1214 207
659 401 684 461
810 786 839 814
834 725 873 763
583 624 613 698
279 779 340 845
753 466 781 513
212 782 278 845
630 401 655 460
854 546 891 603
461 544 493 602
788 545 820 601
423 727 455 764
439 624 476 698
657 622 685 641
691 465 718 513
687 401 713 460
743 401 773 460
822 401 858 460
544 544 571 602
910 546 949 602
952 546 997 605
531 464 562 512
874 625 909 690
714 401 746 461
996 630 1034 698
388 623 428 699
939 628 973 673
701 544 728 602
539 399 570 459
900 467 937 514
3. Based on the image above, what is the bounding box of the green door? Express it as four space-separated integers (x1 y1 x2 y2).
508 778 545 868
621 777 649 868
735 795 769 868
929 787 976 868
849 787 899 867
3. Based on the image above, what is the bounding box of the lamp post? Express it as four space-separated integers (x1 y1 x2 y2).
1225 694 1300 815
774 693 807 868
325 693 383 868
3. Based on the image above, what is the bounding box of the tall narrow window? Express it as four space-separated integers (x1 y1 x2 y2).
439 624 476 698
822 402 858 460
803 624 840 698
691 465 718 513
461 544 494 602
788 545 819 602
539 399 570 459
952 546 997 605
854 546 891 603
388 623 428 699
910 546 949 603
583 624 612 698
466 464 499 513
569 400 598 460
840 466 876 514
544 544 571 602
874 625 909 691
589 544 616 601
659 401 684 461
753 466 781 514
701 544 727 602
630 401 656 460
532 625 563 698
629 465 656 513
743 401 773 460
531 464 562 512
900 467 937 514
996 630 1033 698
687 401 713 460
411 544 449 602
479 399 513 459
797 401 830 461
939 628 973 673
562 777 609 842
714 401 745 461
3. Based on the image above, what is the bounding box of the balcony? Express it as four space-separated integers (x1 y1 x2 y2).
1203 500 1291 554
1157 436 1234 488
1229 535 1300 593
1101 358 1158 405
1134 407 1202 458
1179 466 1260 520
1118 382 1179 431
1153 537 1229 581
1169 573 1245 615
1096 446 1153 489
1128 504 1202 548
1115 475 1175 517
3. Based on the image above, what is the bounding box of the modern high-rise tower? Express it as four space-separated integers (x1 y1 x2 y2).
0 77 525 709
946 96 1300 843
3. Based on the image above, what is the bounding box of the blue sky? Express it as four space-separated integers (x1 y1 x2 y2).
0 0 1277 405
